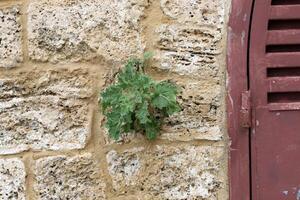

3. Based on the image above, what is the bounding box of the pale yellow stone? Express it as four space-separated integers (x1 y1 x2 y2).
0 158 26 200
160 0 225 28
28 0 148 63
34 154 106 200
107 145 224 199
155 24 222 77
0 69 93 154
162 80 223 141
0 6 22 68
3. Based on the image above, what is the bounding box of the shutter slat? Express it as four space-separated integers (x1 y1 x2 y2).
267 30 300 45
266 52 300 67
268 103 300 111
270 5 300 19
268 77 300 92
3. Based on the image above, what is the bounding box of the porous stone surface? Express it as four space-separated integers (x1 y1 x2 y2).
156 0 226 76
0 158 26 200
34 154 106 200
28 0 148 63
162 80 223 141
0 6 22 68
107 147 143 190
107 145 224 199
0 69 93 154
156 24 222 76
160 0 225 28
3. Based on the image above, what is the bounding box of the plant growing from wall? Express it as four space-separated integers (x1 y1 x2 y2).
100 53 181 140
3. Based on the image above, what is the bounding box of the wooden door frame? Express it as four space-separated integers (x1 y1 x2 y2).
227 0 254 199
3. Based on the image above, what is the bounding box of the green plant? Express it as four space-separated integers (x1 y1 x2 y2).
100 53 180 140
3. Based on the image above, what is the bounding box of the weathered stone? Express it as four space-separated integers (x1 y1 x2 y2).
160 0 225 28
107 145 224 199
0 6 22 68
162 80 223 141
155 24 222 77
34 154 106 200
28 0 148 63
107 148 143 191
111 196 139 200
0 158 26 200
0 69 93 154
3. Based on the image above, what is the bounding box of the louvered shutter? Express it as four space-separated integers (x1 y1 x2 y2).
250 0 300 199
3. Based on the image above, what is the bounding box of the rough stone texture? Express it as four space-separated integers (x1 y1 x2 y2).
162 80 223 141
107 148 143 191
155 24 222 77
107 145 224 199
28 0 148 63
34 154 106 200
160 0 225 28
0 158 26 200
156 0 226 76
0 69 93 155
0 6 23 68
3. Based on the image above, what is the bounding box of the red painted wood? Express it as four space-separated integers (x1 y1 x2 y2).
270 5 300 19
269 102 300 111
250 1 300 199
267 30 300 45
227 0 252 199
268 77 300 92
266 52 300 67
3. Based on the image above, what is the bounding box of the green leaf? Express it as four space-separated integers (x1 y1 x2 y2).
136 101 150 124
145 119 160 140
152 81 178 109
100 85 122 112
99 54 180 141
106 111 122 140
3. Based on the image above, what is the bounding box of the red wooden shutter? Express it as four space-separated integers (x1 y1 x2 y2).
250 0 300 199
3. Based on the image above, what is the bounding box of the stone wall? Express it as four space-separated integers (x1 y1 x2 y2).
0 0 230 199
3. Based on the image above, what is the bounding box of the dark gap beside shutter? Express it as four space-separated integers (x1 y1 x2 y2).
272 0 300 5
268 20 300 30
268 92 300 103
267 67 300 77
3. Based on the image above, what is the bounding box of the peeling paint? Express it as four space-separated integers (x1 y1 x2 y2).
282 190 288 196
243 14 247 22
297 189 300 200
241 31 246 47
276 112 280 116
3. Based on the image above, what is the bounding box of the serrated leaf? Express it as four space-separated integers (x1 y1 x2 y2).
145 119 160 140
152 81 179 109
100 85 122 112
99 54 180 141
136 101 150 124
106 111 122 140
166 103 181 115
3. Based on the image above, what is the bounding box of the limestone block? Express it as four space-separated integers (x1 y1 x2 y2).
0 158 26 200
107 148 143 191
160 0 225 28
0 69 93 154
34 154 106 200
162 80 223 141
107 145 224 199
0 6 22 68
156 24 222 77
28 0 148 63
